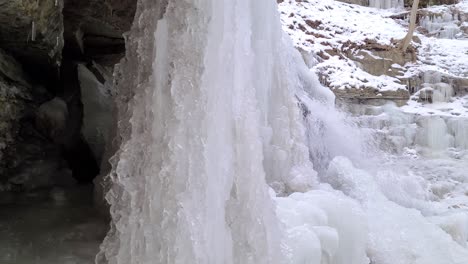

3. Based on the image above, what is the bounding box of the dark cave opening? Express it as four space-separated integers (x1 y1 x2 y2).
0 0 138 261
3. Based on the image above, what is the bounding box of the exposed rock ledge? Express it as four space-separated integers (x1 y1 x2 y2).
0 0 64 78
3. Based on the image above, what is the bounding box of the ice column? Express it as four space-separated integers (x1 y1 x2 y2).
369 0 404 9
97 0 333 263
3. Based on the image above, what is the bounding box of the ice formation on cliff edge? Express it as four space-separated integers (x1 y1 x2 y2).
97 0 334 263
97 0 468 264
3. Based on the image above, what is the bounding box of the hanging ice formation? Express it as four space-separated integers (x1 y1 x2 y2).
369 0 404 9
97 0 335 263
97 0 468 264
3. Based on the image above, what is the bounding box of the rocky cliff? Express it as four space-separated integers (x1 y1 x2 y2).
0 0 137 193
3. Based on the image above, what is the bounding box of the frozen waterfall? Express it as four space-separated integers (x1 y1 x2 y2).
97 0 334 263
369 0 404 9
97 0 468 264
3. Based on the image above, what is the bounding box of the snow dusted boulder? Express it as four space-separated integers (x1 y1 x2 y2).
348 47 415 77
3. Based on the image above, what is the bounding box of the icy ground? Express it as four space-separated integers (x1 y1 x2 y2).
0 186 106 264
278 1 468 263
279 0 468 117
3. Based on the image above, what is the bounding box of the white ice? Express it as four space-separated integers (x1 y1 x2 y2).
98 0 468 264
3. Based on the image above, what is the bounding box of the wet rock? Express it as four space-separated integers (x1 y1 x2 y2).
63 0 137 65
0 0 64 77
7 142 72 190
0 48 74 191
453 77 468 96
418 87 434 103
35 97 69 144
0 49 32 180
63 136 100 183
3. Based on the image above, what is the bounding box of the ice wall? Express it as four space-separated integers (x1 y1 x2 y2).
420 13 463 39
369 0 404 9
97 0 338 263
325 157 468 264
96 0 468 263
349 102 468 153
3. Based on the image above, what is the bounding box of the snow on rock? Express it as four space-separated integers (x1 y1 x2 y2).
279 0 406 53
280 0 468 114
411 38 468 78
279 0 410 94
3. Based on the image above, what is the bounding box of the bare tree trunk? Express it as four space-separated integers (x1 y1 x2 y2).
400 0 420 52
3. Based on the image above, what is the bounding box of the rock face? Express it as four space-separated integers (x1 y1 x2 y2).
0 0 64 76
406 0 459 7
0 49 32 180
35 97 69 143
0 49 72 191
337 0 369 5
349 48 415 78
0 0 134 191
333 87 410 106
63 0 137 65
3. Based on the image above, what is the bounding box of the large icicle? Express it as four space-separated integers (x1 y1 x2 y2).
369 0 404 9
97 0 334 263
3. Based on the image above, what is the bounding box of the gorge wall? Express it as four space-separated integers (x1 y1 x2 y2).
0 0 136 193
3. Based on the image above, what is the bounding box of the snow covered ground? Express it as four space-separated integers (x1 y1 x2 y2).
279 0 408 91
279 0 468 116
278 1 468 263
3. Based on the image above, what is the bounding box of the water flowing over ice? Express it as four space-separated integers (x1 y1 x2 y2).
97 0 468 263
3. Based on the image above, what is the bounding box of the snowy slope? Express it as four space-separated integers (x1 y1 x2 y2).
279 0 406 53
279 0 408 92
279 0 468 116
